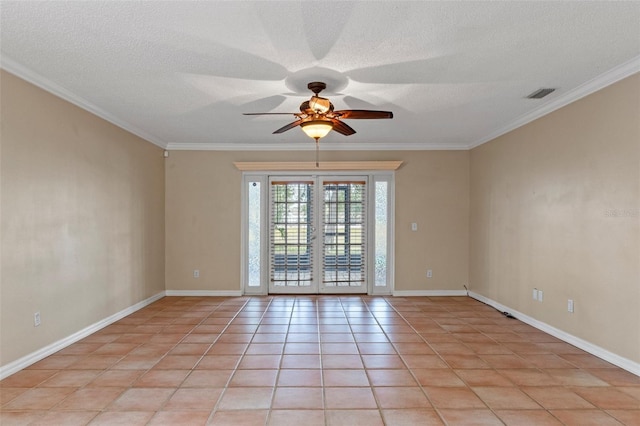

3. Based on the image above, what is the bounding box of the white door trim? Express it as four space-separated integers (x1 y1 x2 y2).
241 170 395 296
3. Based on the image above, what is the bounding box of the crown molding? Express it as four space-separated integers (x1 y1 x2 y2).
468 54 640 149
234 160 403 171
4 53 637 153
165 141 469 151
0 55 169 149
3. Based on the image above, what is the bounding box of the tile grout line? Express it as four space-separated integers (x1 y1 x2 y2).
41 296 233 421
150 297 254 423
2 295 637 425
207 296 276 425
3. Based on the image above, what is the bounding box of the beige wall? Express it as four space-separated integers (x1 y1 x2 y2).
1 71 166 366
469 74 640 362
165 150 469 293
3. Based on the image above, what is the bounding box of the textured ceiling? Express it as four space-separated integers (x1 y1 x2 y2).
1 1 639 151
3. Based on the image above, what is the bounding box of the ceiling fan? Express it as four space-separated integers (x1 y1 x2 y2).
243 81 393 142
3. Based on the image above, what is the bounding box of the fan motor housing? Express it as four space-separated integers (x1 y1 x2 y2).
307 81 327 95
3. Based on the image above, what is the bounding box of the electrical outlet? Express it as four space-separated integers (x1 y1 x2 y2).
426 269 433 278
568 299 574 313
34 312 41 327
411 223 418 231
193 269 200 278
537 290 544 302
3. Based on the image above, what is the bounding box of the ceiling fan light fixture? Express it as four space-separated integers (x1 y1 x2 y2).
300 120 333 140
244 81 392 138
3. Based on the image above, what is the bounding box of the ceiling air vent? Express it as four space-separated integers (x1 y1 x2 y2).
526 88 556 99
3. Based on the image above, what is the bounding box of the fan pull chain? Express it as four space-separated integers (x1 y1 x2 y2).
315 138 320 168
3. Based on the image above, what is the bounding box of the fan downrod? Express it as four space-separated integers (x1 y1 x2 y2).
307 81 326 95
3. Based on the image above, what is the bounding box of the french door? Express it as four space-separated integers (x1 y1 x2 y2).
269 176 367 294
242 171 394 296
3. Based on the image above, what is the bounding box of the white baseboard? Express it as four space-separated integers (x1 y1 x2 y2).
165 290 243 297
393 290 468 297
468 291 640 376
0 291 165 381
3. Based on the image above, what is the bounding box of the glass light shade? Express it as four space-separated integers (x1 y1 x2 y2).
308 96 331 113
301 120 333 140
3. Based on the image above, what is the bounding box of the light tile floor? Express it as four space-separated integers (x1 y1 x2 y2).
1 296 639 425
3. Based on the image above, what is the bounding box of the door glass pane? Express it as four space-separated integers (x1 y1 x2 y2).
270 181 314 287
247 181 261 287
322 181 366 287
375 181 388 287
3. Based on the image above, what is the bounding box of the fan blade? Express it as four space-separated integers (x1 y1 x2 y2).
243 112 298 115
334 110 393 119
273 119 304 134
329 119 356 136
